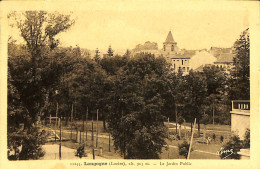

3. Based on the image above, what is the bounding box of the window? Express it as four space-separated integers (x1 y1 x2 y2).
187 67 190 72
182 67 185 72
182 60 184 65
171 45 174 51
174 64 175 69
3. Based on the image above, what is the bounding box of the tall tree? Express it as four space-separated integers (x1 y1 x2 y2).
8 11 75 128
8 11 75 160
107 45 114 57
229 28 250 100
106 53 169 159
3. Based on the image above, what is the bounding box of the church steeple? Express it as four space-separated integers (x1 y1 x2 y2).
165 31 175 43
163 30 178 54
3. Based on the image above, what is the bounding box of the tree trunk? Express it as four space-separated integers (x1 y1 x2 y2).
179 124 182 139
190 122 192 133
197 118 200 136
103 118 106 131
102 110 107 131
203 125 206 140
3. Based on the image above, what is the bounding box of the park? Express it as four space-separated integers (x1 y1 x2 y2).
7 10 250 160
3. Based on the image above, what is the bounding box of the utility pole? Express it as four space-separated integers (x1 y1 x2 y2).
187 118 196 160
96 109 99 148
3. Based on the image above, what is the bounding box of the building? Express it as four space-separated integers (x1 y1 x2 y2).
230 100 250 139
230 100 250 159
163 31 179 55
131 31 235 75
163 31 193 75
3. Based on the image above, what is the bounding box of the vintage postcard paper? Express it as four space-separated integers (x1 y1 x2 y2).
0 0 259 169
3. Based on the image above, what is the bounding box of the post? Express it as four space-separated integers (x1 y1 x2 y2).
76 128 78 143
80 131 81 143
167 117 170 138
49 114 51 126
213 105 215 129
92 119 95 159
70 123 72 140
184 125 187 139
96 109 99 148
86 107 88 144
109 133 111 152
82 115 84 142
187 118 196 160
92 120 94 141
56 102 58 128
59 117 62 160
71 103 73 122
175 105 178 134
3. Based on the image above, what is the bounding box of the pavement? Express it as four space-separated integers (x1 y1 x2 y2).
41 144 106 160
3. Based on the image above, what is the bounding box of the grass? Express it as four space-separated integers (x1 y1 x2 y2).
43 120 231 159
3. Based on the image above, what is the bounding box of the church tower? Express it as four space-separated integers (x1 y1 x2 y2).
163 31 178 55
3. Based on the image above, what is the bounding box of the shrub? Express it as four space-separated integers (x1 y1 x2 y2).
243 129 250 148
219 134 242 159
8 127 47 160
75 144 87 158
178 140 193 159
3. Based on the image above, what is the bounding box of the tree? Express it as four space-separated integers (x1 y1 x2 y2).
229 28 250 100
106 53 169 159
8 11 75 160
183 70 207 133
94 48 101 63
202 65 230 125
107 45 114 57
8 11 75 129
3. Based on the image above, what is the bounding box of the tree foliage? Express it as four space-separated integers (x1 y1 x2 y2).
229 28 250 100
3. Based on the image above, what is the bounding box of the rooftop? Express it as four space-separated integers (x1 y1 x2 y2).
214 53 234 63
164 31 175 43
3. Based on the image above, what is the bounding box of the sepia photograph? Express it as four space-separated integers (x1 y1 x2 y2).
0 1 259 169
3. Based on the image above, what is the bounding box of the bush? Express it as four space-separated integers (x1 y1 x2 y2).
8 127 47 160
178 140 193 159
75 144 87 158
219 134 242 159
243 129 250 148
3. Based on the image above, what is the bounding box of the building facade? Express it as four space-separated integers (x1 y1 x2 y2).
230 100 250 139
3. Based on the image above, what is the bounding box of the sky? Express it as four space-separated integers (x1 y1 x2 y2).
8 1 250 53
